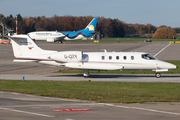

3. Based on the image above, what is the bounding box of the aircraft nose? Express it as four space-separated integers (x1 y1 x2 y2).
171 64 177 69
166 63 177 69
157 61 177 69
164 62 177 69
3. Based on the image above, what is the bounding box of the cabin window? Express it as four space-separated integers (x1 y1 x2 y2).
123 56 127 60
142 54 155 60
116 56 119 60
131 56 134 60
109 56 112 60
102 56 105 60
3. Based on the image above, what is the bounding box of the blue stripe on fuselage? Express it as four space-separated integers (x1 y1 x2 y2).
61 29 94 39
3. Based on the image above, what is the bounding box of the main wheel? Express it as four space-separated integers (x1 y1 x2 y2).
83 70 90 78
155 73 161 78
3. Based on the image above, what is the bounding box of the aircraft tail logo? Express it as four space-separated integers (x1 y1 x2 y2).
88 25 95 31
85 17 98 32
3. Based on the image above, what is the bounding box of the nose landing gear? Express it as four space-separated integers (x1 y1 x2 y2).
155 72 161 78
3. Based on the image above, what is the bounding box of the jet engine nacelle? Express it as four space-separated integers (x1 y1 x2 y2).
49 51 83 63
46 38 55 42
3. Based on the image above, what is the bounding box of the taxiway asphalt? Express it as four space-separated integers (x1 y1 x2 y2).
0 91 180 120
0 73 180 82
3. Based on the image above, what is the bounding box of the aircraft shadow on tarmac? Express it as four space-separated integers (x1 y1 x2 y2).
47 74 180 78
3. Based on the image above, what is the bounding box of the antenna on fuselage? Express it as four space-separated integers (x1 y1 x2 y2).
101 49 107 52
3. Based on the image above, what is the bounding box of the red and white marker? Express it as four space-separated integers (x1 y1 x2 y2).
51 108 93 112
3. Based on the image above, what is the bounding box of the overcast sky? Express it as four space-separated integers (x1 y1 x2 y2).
0 0 179 28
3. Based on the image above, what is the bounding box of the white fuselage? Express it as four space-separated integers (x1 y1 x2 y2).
27 31 65 41
60 52 176 71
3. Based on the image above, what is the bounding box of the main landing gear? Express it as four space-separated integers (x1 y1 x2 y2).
59 40 62 43
83 70 90 78
155 72 161 78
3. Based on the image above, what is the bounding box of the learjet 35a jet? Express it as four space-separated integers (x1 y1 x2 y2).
9 35 177 78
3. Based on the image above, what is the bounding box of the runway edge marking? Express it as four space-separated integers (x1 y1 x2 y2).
0 107 54 118
154 43 171 57
98 103 180 116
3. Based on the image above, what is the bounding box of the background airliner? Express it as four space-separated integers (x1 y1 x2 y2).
27 18 98 43
61 17 98 40
27 31 65 42
8 35 177 78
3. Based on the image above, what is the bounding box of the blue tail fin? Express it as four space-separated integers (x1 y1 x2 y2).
84 17 98 32
60 17 98 39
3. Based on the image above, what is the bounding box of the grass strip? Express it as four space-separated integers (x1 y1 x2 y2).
66 37 174 44
0 80 180 103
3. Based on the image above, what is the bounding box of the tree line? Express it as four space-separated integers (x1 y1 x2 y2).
0 14 179 39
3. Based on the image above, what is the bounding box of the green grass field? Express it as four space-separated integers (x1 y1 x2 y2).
0 80 180 103
56 60 180 74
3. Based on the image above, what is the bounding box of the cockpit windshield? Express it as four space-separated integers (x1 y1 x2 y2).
142 54 156 60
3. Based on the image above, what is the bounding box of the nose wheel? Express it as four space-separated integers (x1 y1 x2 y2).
155 73 161 78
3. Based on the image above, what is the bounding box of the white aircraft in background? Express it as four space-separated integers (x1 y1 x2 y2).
27 31 65 42
8 35 177 78
27 18 98 43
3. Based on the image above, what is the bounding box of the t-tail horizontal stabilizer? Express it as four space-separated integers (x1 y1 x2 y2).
8 35 57 62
